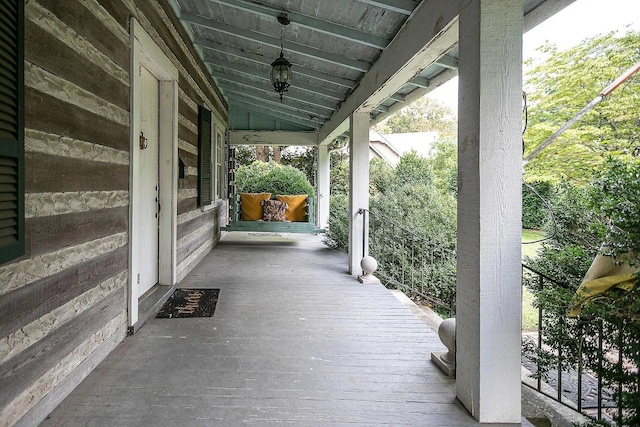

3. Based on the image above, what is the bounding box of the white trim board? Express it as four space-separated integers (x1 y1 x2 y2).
128 18 179 327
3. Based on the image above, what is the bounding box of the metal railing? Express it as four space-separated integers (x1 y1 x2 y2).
358 208 456 317
521 264 634 424
358 208 633 423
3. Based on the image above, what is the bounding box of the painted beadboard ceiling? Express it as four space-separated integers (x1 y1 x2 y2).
167 0 571 135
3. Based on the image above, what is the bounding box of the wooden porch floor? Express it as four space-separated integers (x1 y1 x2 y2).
42 233 513 426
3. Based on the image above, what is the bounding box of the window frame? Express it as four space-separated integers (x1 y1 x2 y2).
214 124 224 201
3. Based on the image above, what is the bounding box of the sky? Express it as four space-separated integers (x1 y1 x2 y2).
426 0 640 110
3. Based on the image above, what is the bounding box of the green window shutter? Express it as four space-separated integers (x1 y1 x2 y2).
0 0 25 264
198 106 212 206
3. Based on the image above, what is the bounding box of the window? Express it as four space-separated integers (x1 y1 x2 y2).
0 0 25 264
215 127 224 200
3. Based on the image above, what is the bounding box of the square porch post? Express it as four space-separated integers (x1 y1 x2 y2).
348 112 370 275
456 0 523 423
317 144 330 229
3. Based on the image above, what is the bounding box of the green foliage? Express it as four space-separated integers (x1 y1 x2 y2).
323 194 349 250
523 30 640 182
376 97 457 136
393 151 435 187
235 161 315 196
280 146 317 188
330 151 349 196
369 157 393 195
370 183 456 249
525 181 600 282
524 163 640 425
234 145 257 166
589 157 640 265
324 148 458 311
522 181 553 229
430 138 458 195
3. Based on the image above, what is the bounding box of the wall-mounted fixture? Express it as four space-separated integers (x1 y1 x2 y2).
270 14 292 102
139 131 148 150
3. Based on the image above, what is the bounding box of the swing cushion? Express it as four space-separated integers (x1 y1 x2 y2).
261 199 288 222
240 193 272 220
276 194 308 222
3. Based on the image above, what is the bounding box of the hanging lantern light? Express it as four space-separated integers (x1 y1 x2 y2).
271 14 292 102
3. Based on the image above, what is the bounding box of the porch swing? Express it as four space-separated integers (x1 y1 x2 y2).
221 147 325 234
221 192 324 233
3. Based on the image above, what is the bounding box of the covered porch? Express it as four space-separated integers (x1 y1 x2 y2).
41 233 521 426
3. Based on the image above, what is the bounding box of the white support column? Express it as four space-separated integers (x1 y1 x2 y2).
348 112 370 275
456 0 523 423
317 145 330 229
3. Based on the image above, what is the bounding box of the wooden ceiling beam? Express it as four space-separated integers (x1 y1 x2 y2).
181 12 371 72
206 0 389 49
355 0 418 15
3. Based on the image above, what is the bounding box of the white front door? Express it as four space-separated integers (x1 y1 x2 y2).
137 65 160 298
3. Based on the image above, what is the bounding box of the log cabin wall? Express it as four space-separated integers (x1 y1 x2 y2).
0 1 228 425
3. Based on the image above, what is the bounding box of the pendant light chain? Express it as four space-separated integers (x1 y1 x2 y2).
270 14 292 102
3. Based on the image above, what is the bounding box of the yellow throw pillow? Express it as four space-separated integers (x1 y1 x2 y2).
275 194 308 222
240 193 271 220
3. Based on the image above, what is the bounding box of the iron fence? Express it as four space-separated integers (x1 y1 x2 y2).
521 264 637 425
358 208 456 317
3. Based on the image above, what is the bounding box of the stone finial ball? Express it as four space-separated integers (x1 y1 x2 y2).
438 318 456 353
361 256 378 275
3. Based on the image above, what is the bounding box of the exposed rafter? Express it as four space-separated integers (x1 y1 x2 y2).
319 0 462 143
230 97 323 129
181 12 371 72
194 37 358 89
206 0 390 49
211 71 338 112
371 68 458 123
223 86 330 121
407 75 430 88
435 54 458 69
169 0 574 134
355 0 418 15
204 55 347 101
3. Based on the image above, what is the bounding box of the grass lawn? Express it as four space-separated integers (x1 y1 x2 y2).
522 228 543 261
522 229 544 332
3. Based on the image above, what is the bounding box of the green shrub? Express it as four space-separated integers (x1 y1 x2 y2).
525 163 640 426
323 194 349 250
235 161 315 197
522 180 553 229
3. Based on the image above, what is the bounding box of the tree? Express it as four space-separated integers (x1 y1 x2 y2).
523 30 640 183
376 96 457 136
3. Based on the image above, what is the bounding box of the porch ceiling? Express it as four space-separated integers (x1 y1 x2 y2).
167 0 574 141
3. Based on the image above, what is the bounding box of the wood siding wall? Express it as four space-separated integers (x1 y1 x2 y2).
0 1 227 425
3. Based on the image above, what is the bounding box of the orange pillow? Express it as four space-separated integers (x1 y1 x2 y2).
275 194 308 222
240 193 271 220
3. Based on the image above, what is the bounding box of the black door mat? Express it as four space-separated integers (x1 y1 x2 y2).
156 289 220 318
